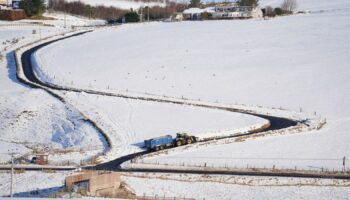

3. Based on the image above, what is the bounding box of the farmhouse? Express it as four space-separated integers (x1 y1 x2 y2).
212 5 263 19
182 3 263 20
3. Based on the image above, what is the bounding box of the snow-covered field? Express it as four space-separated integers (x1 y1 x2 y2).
33 0 350 171
123 173 350 200
1 0 350 198
62 91 266 158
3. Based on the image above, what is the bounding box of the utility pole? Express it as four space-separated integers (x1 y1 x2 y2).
39 25 41 40
343 156 346 171
140 7 143 22
64 11 67 28
10 154 14 198
147 6 150 22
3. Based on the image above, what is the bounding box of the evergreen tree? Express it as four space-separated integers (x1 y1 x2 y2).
20 0 45 17
124 12 140 23
237 0 259 6
189 0 201 8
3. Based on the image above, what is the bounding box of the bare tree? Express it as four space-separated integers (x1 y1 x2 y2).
265 6 276 17
281 0 298 13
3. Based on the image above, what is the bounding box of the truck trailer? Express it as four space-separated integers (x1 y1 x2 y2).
144 133 198 151
144 135 173 151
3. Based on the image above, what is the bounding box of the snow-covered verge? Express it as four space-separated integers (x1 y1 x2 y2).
62 91 268 161
122 173 350 200
0 20 107 165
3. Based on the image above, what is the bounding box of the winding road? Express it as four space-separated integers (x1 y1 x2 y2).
15 30 349 180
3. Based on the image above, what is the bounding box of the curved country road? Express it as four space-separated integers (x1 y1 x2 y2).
16 31 348 180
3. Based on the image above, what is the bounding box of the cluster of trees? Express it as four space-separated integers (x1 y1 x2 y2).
48 0 185 22
144 3 186 20
264 0 298 17
237 0 259 6
48 0 127 20
188 0 259 8
19 0 45 17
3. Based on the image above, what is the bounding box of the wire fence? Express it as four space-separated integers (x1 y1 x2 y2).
136 156 349 172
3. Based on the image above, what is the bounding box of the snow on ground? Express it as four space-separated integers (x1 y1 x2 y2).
63 91 266 158
123 173 350 200
65 0 166 10
140 120 350 170
0 171 69 197
34 9 350 119
0 12 105 29
260 0 350 11
0 89 107 165
40 12 106 28
0 21 107 164
33 0 350 170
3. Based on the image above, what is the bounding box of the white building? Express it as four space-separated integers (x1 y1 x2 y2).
182 7 215 20
212 5 263 19
182 5 263 20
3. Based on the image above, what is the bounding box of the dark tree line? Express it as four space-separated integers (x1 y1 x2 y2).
48 0 127 20
48 0 186 21
145 3 186 20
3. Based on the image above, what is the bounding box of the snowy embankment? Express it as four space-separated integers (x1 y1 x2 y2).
0 19 108 165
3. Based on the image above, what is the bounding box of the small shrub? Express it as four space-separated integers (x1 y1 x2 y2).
200 12 211 20
124 12 140 23
274 7 284 15
274 7 293 15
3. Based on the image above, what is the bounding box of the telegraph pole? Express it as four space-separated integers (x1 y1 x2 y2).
39 25 41 40
64 11 67 28
140 7 143 22
10 154 14 198
147 6 150 22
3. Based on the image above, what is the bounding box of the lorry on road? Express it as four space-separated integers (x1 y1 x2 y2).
144 133 198 151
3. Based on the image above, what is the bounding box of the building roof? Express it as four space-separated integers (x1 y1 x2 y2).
183 7 215 14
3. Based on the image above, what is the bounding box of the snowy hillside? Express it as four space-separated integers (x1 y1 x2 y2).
0 23 107 164
33 0 350 171
35 8 350 119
